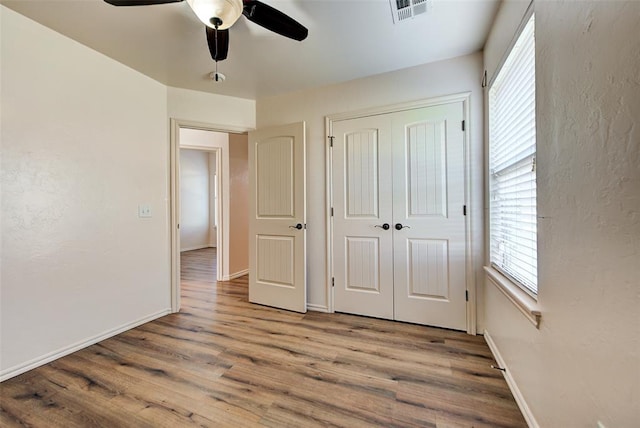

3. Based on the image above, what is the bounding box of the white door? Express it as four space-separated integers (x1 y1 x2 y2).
331 102 467 330
332 115 394 319
249 122 306 313
392 104 467 330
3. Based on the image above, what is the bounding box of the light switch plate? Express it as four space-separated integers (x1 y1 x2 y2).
138 204 152 218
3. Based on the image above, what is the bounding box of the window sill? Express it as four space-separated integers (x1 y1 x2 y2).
484 266 541 329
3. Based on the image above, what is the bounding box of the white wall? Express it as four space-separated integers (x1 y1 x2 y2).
256 53 485 316
0 6 257 381
180 149 210 251
167 86 255 130
483 1 640 426
0 7 170 379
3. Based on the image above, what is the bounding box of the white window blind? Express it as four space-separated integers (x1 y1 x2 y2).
489 13 537 294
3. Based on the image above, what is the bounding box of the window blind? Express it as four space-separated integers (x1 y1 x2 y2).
489 14 537 294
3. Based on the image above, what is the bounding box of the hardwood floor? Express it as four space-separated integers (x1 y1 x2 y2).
1 248 526 427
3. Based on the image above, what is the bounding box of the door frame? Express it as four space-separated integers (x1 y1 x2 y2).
170 118 252 313
325 92 477 334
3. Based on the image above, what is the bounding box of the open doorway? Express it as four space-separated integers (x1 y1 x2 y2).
170 119 250 313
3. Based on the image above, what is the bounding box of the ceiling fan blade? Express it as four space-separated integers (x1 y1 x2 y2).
104 0 183 6
206 27 230 61
242 0 308 41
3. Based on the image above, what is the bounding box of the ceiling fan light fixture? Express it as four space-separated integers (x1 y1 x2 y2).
186 0 243 29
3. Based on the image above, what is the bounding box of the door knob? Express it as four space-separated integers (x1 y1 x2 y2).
395 223 411 230
289 223 303 230
375 223 390 230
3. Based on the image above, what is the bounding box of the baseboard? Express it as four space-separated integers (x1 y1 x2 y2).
180 245 211 252
0 308 171 382
222 269 249 281
484 329 539 428
307 304 329 313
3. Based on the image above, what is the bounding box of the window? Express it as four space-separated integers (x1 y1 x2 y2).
488 13 537 295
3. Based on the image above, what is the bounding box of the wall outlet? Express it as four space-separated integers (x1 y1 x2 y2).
138 204 152 218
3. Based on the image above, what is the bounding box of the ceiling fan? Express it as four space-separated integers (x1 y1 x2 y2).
103 0 308 64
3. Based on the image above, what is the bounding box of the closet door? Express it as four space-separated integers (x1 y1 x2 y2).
331 101 468 331
332 115 394 319
391 103 467 330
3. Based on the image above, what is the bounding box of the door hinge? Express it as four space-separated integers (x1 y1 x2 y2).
465 290 469 301
331 207 334 217
463 205 467 216
332 277 335 287
328 136 335 147
177 223 180 229
461 120 466 131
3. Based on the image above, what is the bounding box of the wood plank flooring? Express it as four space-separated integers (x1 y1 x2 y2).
1 248 526 427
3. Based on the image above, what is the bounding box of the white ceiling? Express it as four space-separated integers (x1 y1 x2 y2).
2 0 500 100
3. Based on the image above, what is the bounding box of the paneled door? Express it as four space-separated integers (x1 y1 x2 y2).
332 115 394 319
331 102 467 330
249 122 306 313
391 104 467 330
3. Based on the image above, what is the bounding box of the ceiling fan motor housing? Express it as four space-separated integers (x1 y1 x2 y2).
186 0 243 29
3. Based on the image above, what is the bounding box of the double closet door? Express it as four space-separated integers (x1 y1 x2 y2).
331 102 467 331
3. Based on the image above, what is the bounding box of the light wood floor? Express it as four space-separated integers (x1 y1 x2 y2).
1 248 526 427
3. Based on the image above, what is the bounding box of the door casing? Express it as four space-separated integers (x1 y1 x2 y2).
325 93 477 334
169 118 252 313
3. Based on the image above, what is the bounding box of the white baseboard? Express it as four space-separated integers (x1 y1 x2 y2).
222 269 249 281
0 308 171 382
180 245 211 252
307 304 329 313
483 329 539 428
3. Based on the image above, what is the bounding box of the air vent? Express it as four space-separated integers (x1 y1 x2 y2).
390 0 431 24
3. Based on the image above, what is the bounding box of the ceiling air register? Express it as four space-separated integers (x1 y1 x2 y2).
390 0 431 23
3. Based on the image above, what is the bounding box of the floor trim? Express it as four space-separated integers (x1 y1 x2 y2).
307 304 329 313
0 309 171 382
223 269 249 281
484 329 539 428
180 245 215 252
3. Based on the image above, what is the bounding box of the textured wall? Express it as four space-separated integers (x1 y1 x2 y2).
1 6 170 378
483 1 640 426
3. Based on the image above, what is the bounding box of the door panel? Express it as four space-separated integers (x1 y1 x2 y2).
346 237 380 292
392 103 466 330
406 121 448 217
256 137 294 217
332 115 394 320
249 122 306 313
407 238 449 299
